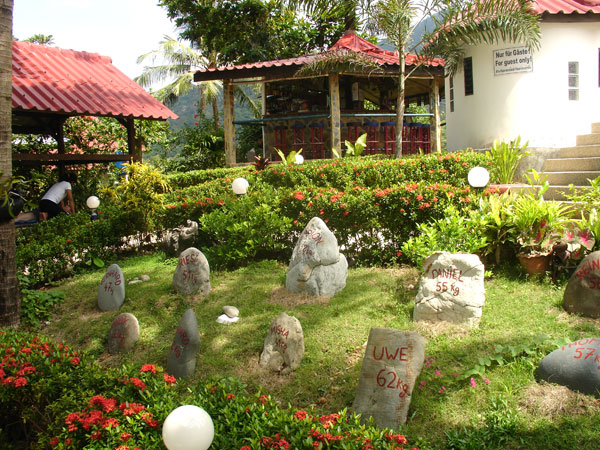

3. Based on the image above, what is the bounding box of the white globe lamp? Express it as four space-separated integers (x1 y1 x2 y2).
231 177 249 195
467 167 490 188
162 405 214 450
294 154 304 164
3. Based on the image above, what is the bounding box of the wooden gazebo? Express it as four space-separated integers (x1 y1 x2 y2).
193 31 445 166
11 41 177 169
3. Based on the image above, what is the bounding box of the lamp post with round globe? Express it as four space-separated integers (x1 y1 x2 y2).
231 177 249 195
86 196 100 221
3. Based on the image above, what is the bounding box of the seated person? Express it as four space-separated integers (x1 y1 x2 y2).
39 173 77 221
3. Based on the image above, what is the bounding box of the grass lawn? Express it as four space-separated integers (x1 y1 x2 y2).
39 253 600 449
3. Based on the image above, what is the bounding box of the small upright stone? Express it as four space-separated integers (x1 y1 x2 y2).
413 252 485 327
172 247 211 296
98 264 125 311
286 217 348 297
352 328 426 428
563 251 600 318
107 313 140 354
167 309 201 379
223 306 239 318
536 337 600 395
259 313 304 374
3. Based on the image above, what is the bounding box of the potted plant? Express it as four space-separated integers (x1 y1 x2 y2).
486 136 530 190
510 170 573 275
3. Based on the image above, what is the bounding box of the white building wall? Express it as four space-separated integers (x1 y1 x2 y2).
446 21 600 151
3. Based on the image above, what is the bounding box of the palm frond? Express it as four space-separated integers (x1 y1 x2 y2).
153 73 196 106
295 49 383 77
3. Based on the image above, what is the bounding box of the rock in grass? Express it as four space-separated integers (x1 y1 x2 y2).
352 328 425 428
286 217 347 297
259 313 304 374
223 305 239 318
536 337 600 396
563 251 600 318
107 313 139 354
167 309 201 379
97 264 125 311
413 252 485 328
172 247 211 296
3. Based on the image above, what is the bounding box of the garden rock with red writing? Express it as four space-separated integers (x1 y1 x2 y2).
172 247 211 296
107 313 139 354
413 252 485 327
167 308 201 379
259 312 304 374
536 337 600 396
286 217 347 297
97 264 125 311
352 328 425 428
563 251 600 318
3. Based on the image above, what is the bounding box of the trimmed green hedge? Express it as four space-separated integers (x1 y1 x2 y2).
17 152 493 284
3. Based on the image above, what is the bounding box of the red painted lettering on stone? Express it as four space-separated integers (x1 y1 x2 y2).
376 368 409 399
372 346 409 361
113 316 128 326
576 258 600 280
270 325 289 338
305 229 323 244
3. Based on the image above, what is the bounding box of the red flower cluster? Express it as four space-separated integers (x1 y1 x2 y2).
319 413 341 429
260 433 290 449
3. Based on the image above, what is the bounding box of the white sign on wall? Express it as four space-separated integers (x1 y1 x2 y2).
493 46 533 75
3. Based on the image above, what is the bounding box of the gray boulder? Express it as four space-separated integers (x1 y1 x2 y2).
352 328 426 428
172 247 211 296
259 313 304 374
286 217 347 297
162 220 199 258
536 337 600 396
107 313 139 354
563 251 600 318
98 264 125 311
167 308 201 379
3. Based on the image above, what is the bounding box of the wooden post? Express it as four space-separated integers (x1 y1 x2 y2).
261 81 266 158
53 117 66 176
328 73 341 157
223 79 236 167
430 77 442 153
126 116 141 162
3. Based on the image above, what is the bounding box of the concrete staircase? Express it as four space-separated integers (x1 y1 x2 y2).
541 122 600 201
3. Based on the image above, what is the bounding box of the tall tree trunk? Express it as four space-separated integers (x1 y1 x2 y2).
394 50 406 159
0 0 19 328
211 97 219 129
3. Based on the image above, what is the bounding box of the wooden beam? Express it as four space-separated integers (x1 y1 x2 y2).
223 79 236 167
13 153 132 164
126 116 141 163
329 73 341 157
430 77 442 153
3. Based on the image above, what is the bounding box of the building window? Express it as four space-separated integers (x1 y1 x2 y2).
568 61 579 101
464 57 474 96
449 76 454 112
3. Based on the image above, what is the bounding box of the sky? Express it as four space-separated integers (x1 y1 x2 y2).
13 0 179 82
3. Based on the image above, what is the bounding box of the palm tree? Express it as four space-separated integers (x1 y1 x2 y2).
0 0 20 327
287 0 375 31
135 36 223 128
374 0 540 157
24 34 54 45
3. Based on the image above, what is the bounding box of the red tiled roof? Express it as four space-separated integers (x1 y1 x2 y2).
194 31 443 78
533 0 600 14
12 41 177 120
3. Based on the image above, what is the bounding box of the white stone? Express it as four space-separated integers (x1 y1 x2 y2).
259 313 304 374
413 252 485 327
223 305 239 318
216 314 239 325
141 274 150 282
172 248 211 296
98 264 125 311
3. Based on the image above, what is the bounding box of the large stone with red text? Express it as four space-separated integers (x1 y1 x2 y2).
259 313 304 374
352 328 425 428
97 264 125 311
413 252 485 327
172 247 211 296
107 313 139 354
563 251 600 318
286 217 347 297
167 308 201 379
536 337 600 396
